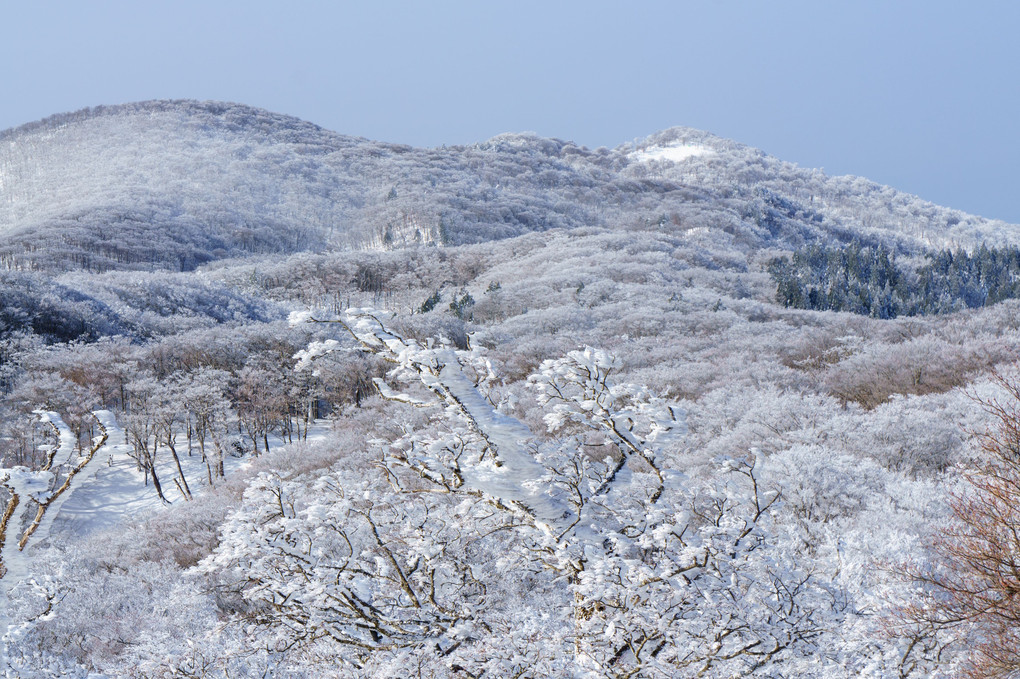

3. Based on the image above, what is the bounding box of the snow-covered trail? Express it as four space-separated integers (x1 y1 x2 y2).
35 411 76 474
52 412 334 539
20 411 113 554
46 410 162 538
1 411 84 674
6 409 333 564
429 349 571 527
339 310 574 530
0 411 181 555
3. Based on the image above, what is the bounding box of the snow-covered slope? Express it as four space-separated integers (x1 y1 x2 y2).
5 101 1020 677
622 127 1020 251
3 101 1018 274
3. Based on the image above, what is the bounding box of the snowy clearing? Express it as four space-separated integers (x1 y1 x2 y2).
48 412 331 541
631 144 714 163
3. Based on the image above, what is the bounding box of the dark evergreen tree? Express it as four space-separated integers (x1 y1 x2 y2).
769 243 1020 319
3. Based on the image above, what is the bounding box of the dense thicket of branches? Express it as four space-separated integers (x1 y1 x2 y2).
898 370 1020 678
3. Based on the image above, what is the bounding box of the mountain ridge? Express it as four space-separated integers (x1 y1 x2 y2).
2 100 1017 276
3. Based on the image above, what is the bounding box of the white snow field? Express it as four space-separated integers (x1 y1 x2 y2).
631 143 714 163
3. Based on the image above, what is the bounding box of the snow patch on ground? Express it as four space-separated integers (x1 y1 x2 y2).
50 412 332 540
632 144 713 163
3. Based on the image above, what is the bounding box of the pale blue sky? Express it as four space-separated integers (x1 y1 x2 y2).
3 1 1019 222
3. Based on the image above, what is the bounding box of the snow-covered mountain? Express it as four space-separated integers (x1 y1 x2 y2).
3 102 1020 677
3 100 1016 275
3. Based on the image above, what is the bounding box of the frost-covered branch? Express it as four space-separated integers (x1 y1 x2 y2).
201 309 887 676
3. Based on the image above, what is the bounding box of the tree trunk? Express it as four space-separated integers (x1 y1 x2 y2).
166 439 191 500
141 446 168 503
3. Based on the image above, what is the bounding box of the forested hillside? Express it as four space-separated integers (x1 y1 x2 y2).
1 102 1019 677
4 100 1018 274
769 241 1020 318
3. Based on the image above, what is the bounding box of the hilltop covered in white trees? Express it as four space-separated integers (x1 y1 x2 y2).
1 101 1019 677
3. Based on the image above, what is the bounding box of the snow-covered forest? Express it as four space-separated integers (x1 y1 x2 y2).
2 100 1020 677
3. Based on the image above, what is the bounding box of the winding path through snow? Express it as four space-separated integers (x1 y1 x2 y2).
46 410 164 539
